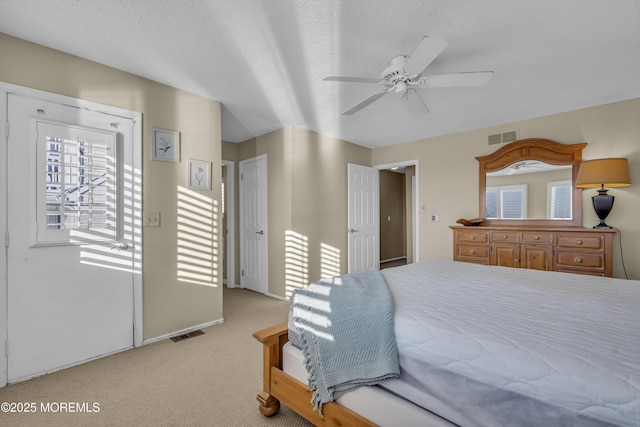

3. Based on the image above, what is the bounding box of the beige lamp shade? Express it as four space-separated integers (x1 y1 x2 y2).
575 158 631 188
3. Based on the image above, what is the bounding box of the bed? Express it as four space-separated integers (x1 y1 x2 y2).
253 259 640 426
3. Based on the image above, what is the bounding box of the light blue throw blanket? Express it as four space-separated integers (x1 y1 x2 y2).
290 269 400 415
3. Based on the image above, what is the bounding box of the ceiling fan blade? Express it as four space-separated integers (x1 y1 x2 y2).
421 71 494 88
342 88 391 115
403 36 448 76
401 89 429 117
324 76 384 84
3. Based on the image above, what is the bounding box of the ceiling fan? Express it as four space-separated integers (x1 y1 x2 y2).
324 36 494 116
499 161 571 176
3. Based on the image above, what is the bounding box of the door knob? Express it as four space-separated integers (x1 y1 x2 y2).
256 230 264 235
111 242 131 250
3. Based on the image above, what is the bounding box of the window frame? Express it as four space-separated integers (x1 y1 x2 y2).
547 179 573 220
485 184 528 220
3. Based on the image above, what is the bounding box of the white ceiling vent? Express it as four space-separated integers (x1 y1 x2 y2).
488 130 519 145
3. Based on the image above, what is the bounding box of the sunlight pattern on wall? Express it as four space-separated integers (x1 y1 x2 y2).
320 242 341 279
126 164 143 274
76 158 142 274
177 186 219 287
285 230 309 298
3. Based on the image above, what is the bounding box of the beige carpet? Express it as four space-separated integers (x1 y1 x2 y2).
0 287 313 427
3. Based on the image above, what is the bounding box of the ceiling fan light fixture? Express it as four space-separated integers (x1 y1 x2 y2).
324 36 494 116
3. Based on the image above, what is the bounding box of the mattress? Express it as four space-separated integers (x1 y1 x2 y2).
282 341 455 427
382 259 640 427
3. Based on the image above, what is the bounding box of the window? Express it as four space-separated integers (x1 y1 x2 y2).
548 180 572 219
45 136 111 230
486 184 528 219
36 121 118 244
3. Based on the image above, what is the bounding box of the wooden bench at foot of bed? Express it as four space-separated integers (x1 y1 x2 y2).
252 322 377 427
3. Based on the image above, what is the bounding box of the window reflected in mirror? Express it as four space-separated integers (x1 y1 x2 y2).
485 161 571 220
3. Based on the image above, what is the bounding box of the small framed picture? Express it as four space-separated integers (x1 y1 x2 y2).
188 160 212 191
152 128 180 162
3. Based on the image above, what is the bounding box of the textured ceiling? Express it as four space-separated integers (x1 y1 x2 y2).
1 0 639 148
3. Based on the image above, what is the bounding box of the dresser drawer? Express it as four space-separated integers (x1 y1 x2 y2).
556 252 605 270
491 231 520 242
457 245 489 264
457 230 489 244
522 232 554 244
556 234 605 250
457 245 490 260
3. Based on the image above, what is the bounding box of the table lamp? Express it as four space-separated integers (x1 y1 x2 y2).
575 158 631 228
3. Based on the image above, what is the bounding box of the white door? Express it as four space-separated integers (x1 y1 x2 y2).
239 155 267 293
6 93 137 383
348 163 379 273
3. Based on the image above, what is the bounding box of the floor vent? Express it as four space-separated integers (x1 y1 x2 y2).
170 330 205 343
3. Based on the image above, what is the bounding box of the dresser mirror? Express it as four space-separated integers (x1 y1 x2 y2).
477 138 586 226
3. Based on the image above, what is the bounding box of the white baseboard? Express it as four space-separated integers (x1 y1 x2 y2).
266 292 289 302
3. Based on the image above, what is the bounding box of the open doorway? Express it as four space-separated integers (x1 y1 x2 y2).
376 161 418 269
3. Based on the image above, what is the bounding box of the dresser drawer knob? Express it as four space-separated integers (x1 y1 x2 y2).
471 236 476 240
576 240 583 245
534 236 540 240
575 257 583 264
502 235 507 239
470 250 476 255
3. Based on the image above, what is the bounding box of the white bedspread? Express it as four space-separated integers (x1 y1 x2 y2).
382 260 640 427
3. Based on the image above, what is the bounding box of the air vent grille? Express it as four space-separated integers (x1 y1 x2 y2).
488 130 518 145
502 131 517 143
488 134 502 145
170 330 205 342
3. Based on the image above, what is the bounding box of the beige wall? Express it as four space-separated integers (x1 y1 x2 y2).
290 127 371 286
0 34 223 340
372 98 640 279
230 126 370 298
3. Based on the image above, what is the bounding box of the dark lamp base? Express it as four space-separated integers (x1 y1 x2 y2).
593 221 613 229
591 188 615 229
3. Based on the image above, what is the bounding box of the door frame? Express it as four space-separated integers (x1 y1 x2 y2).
0 82 143 387
221 160 235 288
375 160 420 262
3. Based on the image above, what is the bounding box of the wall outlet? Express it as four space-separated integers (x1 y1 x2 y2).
431 214 440 222
144 211 161 227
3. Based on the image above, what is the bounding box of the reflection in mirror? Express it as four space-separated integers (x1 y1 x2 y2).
476 138 586 227
485 161 572 220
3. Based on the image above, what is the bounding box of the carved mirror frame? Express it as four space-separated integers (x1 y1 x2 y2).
477 138 586 227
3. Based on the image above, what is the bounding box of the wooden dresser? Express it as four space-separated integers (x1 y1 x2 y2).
451 226 616 277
